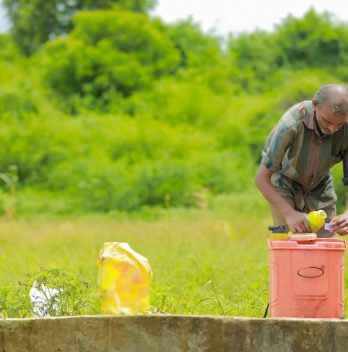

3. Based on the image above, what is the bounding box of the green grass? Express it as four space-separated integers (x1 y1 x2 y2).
0 213 347 318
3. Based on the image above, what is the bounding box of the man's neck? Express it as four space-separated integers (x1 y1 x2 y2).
314 111 326 137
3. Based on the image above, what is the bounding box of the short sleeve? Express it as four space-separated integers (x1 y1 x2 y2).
261 117 296 172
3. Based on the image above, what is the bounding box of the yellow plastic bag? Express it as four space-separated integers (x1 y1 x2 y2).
98 242 152 315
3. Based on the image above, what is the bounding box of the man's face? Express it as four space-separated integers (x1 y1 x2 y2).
313 103 348 135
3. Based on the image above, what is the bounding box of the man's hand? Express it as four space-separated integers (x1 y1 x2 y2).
285 210 311 233
329 213 348 235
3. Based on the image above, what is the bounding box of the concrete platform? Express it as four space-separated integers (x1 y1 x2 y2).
0 315 347 351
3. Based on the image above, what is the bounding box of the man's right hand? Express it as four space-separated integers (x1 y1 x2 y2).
284 210 311 233
255 165 311 233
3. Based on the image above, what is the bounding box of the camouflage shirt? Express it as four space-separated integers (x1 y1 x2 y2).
261 100 348 210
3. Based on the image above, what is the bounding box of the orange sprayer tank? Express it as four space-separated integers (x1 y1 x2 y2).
268 238 346 318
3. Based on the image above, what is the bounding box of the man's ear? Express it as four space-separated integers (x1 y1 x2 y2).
312 99 317 110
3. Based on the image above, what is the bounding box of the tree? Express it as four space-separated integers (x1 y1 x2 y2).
165 19 223 69
43 9 180 109
3 0 157 55
228 30 280 90
274 8 348 69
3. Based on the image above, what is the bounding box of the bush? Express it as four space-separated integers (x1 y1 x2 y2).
0 267 99 318
43 9 180 110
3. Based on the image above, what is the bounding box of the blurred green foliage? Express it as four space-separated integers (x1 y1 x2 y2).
3 0 157 55
43 10 181 109
0 7 348 217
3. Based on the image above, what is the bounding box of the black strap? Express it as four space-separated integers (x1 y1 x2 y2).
343 149 348 185
263 303 269 318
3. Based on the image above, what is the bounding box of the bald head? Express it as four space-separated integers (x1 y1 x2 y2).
313 84 348 117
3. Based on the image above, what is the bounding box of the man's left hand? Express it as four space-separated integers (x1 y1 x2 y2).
329 213 348 235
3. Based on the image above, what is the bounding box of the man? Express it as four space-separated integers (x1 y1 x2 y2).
255 84 348 236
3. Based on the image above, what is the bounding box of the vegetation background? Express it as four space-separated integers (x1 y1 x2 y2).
0 0 348 318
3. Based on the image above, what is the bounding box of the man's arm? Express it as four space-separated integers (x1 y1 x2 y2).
255 164 311 233
331 145 348 234
329 193 348 235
